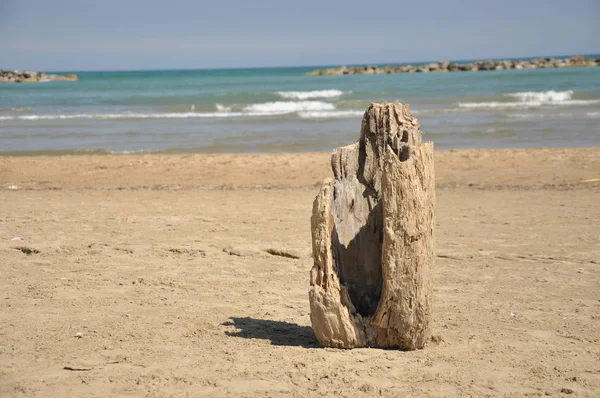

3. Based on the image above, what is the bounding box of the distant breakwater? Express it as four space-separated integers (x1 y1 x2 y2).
308 56 600 76
0 70 78 83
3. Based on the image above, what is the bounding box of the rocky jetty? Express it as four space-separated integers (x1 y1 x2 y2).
308 56 599 76
0 70 78 83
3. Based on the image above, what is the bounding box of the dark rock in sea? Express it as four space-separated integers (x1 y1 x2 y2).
0 70 78 83
306 55 599 76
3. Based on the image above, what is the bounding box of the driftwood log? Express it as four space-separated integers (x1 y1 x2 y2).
309 103 435 350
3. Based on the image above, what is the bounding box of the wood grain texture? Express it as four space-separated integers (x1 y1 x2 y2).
309 103 435 349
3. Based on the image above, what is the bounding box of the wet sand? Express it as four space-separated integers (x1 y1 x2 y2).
1 147 599 397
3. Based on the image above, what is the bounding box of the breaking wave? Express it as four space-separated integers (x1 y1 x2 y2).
215 103 232 112
0 113 248 121
298 110 364 119
277 89 347 99
242 101 335 113
507 112 600 119
506 90 574 102
459 90 600 109
0 101 345 121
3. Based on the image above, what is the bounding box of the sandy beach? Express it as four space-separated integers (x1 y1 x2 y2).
1 147 599 397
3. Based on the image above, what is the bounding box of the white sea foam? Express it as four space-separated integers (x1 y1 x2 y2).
298 110 364 119
0 104 333 121
414 108 472 114
459 90 600 109
459 99 599 109
0 112 253 121
506 90 574 102
277 89 347 100
243 101 335 113
459 101 540 109
107 149 153 154
215 103 232 112
507 113 570 119
507 112 600 119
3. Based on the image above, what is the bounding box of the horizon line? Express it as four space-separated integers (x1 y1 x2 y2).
4 52 599 74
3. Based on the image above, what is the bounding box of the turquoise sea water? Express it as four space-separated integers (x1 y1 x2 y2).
1 58 599 154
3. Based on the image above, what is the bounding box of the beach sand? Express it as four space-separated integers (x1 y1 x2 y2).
1 147 599 397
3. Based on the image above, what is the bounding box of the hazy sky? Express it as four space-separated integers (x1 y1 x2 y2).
1 0 598 71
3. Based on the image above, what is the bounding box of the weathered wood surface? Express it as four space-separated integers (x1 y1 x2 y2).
309 103 435 349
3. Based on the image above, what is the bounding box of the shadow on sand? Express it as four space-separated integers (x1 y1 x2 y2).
223 317 320 348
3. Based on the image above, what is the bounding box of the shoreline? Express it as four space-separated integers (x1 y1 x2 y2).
2 147 599 191
1 143 600 157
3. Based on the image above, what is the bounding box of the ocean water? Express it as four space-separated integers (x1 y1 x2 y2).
1 60 599 154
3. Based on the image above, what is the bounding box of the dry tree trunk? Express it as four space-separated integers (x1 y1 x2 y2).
309 102 435 350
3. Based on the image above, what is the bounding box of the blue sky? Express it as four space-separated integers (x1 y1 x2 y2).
1 0 598 71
